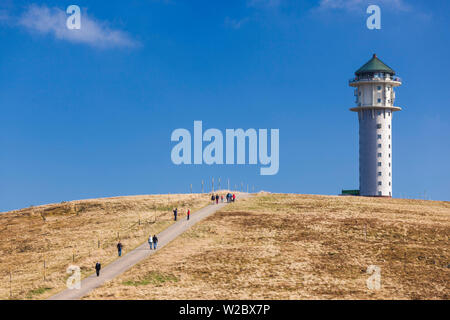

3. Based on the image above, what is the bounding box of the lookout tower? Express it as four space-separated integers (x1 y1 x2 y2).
349 54 402 197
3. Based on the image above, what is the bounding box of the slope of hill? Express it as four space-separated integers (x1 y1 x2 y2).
84 194 449 300
0 194 211 299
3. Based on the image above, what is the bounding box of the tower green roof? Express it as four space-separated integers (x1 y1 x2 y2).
355 54 395 75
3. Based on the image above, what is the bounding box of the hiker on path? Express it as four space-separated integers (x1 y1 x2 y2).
173 208 178 221
232 193 236 202
95 262 101 277
221 195 224 203
215 194 219 204
211 194 215 203
187 209 190 220
152 235 158 250
148 234 153 250
117 241 123 257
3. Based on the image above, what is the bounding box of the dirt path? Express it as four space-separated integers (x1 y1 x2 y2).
48 194 248 300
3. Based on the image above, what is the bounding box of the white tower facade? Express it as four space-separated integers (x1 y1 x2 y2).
349 54 402 197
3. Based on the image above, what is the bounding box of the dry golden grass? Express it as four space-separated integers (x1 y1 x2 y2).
0 193 211 300
84 193 449 300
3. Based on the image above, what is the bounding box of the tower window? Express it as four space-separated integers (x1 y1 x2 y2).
389 162 391 167
378 153 382 158
377 134 382 139
389 135 391 140
389 144 391 149
389 182 391 186
377 124 382 129
388 125 391 129
378 191 382 196
378 172 382 176
378 162 382 167
378 181 382 186
377 111 381 115
389 153 391 158
377 86 382 90
378 144 382 148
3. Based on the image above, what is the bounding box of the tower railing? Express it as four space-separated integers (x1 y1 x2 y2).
349 76 402 84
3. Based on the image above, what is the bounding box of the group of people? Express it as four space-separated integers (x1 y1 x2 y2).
95 235 159 277
94 192 238 277
148 234 159 250
173 207 191 221
211 193 236 204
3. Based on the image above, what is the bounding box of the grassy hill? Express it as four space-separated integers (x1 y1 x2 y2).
83 194 449 300
0 193 211 299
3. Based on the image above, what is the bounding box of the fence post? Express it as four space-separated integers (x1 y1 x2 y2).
98 239 100 248
201 180 204 193
9 269 12 298
43 258 46 281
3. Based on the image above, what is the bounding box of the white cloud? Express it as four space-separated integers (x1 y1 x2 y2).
17 4 138 49
0 9 11 22
247 0 282 9
224 16 250 29
318 0 411 12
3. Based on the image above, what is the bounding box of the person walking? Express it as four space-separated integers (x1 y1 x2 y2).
187 209 190 220
211 194 215 203
95 262 101 277
221 195 224 203
148 234 153 250
173 208 178 221
215 194 219 204
117 241 123 257
232 193 236 202
152 235 158 250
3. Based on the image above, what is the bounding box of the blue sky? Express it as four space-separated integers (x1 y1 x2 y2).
1 0 449 211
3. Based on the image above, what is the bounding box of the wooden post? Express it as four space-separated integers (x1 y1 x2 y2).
364 224 367 241
218 178 221 191
201 180 204 193
227 179 230 191
190 184 192 194
73 250 75 262
98 239 100 248
404 251 407 273
9 269 12 298
43 258 46 281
